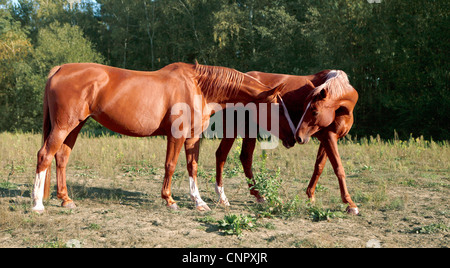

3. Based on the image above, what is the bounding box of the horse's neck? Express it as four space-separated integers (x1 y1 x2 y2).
235 75 276 104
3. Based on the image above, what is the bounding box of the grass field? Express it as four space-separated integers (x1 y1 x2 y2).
0 132 449 248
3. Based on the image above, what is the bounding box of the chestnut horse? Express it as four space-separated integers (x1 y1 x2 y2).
214 70 360 215
31 62 289 213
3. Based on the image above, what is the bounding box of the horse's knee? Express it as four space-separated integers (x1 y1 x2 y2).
215 148 227 163
165 162 176 176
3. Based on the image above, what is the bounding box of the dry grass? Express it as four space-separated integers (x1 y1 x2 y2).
0 132 449 248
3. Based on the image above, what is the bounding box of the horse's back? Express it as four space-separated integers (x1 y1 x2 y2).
46 63 195 137
247 71 313 92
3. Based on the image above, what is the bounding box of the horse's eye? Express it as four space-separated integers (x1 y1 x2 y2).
312 111 319 117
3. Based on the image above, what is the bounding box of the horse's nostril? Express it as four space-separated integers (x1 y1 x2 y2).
296 136 303 144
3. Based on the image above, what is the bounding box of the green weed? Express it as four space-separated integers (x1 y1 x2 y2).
33 238 67 248
410 223 449 234
86 223 101 230
196 214 258 237
217 214 257 236
307 206 345 222
248 151 306 219
0 180 19 190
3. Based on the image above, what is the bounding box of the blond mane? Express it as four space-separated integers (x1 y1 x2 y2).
194 63 245 102
311 70 354 99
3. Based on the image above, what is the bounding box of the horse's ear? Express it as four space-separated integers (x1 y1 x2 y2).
319 88 328 99
272 83 285 97
269 84 286 103
257 83 285 103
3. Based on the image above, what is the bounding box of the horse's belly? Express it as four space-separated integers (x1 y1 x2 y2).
92 113 164 137
92 95 168 137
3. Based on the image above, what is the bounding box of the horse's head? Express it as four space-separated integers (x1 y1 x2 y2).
272 94 297 149
295 88 336 144
278 111 297 148
251 84 296 148
272 85 297 148
295 70 357 144
264 84 295 149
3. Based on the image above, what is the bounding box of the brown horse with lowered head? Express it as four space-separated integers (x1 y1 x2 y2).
31 62 291 213
214 70 360 215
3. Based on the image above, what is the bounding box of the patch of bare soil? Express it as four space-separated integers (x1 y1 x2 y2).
1 173 448 248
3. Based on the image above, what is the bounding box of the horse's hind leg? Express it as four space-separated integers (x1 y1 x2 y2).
32 128 72 213
54 120 86 209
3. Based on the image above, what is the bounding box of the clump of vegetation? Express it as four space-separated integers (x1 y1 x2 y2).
217 214 257 236
410 223 449 234
0 180 19 190
196 213 257 237
307 206 345 222
248 150 303 219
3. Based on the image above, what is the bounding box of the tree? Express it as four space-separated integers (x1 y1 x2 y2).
211 0 301 72
33 21 103 73
3 20 104 132
0 1 32 129
0 0 448 139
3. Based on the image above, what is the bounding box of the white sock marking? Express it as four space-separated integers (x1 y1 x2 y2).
32 170 47 212
189 176 206 207
215 183 230 206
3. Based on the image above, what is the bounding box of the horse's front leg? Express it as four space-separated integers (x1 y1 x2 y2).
239 138 264 203
162 135 185 210
322 132 359 215
214 138 235 206
306 142 328 204
185 137 210 211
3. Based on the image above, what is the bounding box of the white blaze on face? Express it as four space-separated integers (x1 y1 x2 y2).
215 183 230 206
32 170 47 212
189 177 206 207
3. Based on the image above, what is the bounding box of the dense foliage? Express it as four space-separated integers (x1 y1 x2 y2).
0 0 448 139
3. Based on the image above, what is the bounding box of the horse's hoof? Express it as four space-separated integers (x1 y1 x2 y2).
32 208 45 214
196 203 211 212
256 197 266 204
346 206 359 215
218 198 230 207
167 203 179 210
62 201 76 209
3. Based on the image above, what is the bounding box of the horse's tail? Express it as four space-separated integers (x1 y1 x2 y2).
43 65 61 200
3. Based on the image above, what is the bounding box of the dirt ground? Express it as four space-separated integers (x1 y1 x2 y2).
1 173 448 248
0 135 448 248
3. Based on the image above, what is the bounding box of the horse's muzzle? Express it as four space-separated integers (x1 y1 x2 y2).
296 136 310 144
282 139 296 149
